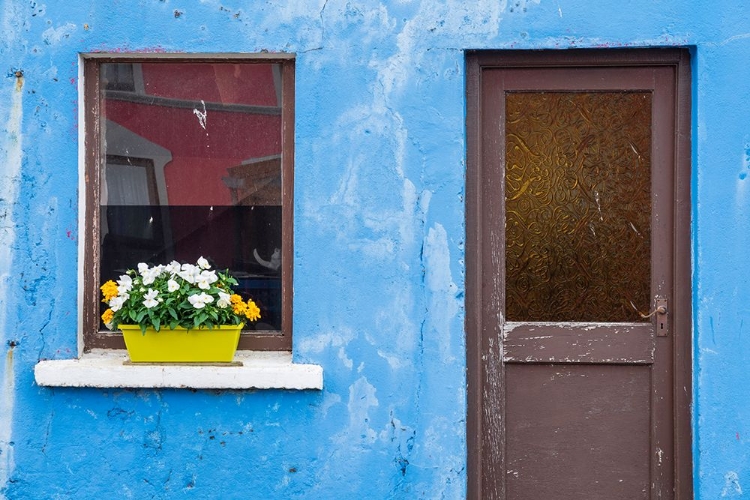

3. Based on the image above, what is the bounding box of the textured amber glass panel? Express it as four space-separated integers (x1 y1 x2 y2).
505 92 651 322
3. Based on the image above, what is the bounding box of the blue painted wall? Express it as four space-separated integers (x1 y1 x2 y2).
0 0 748 498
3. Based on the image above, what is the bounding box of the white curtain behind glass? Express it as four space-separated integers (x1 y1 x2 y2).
104 163 152 205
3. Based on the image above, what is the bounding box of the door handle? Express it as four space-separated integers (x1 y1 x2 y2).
640 298 668 336
639 303 666 319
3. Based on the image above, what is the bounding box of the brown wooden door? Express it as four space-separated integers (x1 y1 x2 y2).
466 50 692 500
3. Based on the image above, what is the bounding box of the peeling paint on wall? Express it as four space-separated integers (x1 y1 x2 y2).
0 347 15 500
722 471 743 497
422 223 459 364
0 66 22 499
42 22 76 46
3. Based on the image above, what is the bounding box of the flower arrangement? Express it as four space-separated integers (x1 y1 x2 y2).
100 257 260 333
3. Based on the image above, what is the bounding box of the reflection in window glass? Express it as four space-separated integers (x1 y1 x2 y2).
99 62 283 331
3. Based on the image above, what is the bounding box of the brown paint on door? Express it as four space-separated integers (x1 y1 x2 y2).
465 50 692 500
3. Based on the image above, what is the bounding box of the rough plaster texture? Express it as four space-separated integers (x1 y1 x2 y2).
0 0 747 498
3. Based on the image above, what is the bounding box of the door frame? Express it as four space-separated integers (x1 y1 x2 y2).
465 49 692 499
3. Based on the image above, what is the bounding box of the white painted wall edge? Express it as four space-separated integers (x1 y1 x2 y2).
34 350 323 390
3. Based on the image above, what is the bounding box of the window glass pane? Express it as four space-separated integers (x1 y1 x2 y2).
505 91 651 322
99 62 282 331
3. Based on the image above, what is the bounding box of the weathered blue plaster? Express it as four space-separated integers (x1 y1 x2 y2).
1 0 750 497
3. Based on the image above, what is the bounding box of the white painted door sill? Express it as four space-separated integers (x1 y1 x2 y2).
34 350 323 390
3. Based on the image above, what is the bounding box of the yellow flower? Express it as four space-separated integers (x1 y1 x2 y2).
244 300 261 322
230 294 244 304
100 280 119 302
231 300 246 316
101 308 114 324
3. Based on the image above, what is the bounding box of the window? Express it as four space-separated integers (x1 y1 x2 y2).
82 55 294 351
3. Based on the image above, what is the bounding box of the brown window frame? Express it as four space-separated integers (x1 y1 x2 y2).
82 54 295 352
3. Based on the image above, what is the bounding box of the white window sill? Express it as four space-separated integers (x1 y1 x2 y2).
34 350 323 390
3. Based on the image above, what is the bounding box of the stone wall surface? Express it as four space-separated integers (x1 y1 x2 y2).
0 0 747 498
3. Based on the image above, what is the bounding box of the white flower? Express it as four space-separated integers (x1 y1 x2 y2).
178 264 199 284
109 294 129 312
188 292 214 309
167 279 180 293
217 292 231 308
138 262 150 275
142 271 156 285
178 270 196 284
195 270 218 290
143 289 159 309
117 274 133 294
197 257 211 269
165 261 181 275
141 265 165 285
